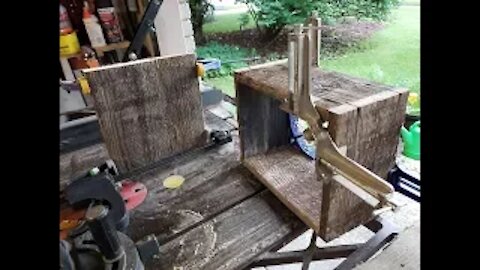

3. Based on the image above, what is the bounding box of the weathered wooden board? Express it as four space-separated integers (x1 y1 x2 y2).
126 138 261 243
59 107 237 191
144 190 305 270
236 81 291 160
60 106 308 270
354 222 420 270
84 54 207 173
235 63 408 178
243 146 374 241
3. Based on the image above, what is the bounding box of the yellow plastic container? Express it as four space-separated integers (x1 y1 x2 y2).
60 32 81 56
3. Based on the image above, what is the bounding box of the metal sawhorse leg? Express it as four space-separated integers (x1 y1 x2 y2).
251 217 399 270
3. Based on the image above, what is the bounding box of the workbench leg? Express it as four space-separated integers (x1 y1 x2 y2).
334 217 399 270
301 231 318 270
250 217 399 269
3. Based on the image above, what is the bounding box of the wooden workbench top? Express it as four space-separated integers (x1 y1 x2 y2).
60 105 306 269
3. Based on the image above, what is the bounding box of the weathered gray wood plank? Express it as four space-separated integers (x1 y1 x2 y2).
84 54 207 173
126 138 266 243
236 81 291 160
243 146 374 241
145 190 305 270
59 106 235 190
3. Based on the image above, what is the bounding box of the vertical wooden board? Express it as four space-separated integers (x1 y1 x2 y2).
347 98 381 173
328 104 358 148
84 54 207 173
349 91 407 178
324 176 375 241
370 95 402 177
236 81 291 159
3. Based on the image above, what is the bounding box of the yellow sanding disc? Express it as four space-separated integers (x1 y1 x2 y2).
163 175 185 189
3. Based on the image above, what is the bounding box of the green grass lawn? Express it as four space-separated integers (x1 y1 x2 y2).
201 4 420 100
322 5 420 94
402 0 420 5
204 12 255 34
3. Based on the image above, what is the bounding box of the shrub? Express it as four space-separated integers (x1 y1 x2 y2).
196 42 256 78
236 0 400 39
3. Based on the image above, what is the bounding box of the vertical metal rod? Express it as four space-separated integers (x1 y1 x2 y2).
301 231 318 270
292 24 304 116
288 34 296 95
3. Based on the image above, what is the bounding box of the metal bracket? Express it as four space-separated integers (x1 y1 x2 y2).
285 21 395 208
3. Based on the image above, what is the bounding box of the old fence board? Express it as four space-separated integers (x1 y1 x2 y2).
84 54 207 173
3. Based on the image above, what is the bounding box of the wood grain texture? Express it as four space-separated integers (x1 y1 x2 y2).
59 106 237 191
243 146 374 241
347 90 409 178
144 190 305 270
84 54 207 173
234 64 392 108
236 81 291 160
235 63 408 178
125 137 262 243
354 222 420 270
60 106 308 270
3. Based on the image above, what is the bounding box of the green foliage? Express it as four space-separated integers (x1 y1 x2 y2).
239 13 251 30
237 0 317 39
204 5 215 23
204 13 255 34
237 0 400 39
315 0 401 21
196 42 256 78
323 6 420 97
188 0 214 42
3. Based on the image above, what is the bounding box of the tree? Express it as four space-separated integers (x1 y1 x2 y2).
239 0 317 40
188 0 214 44
237 0 400 40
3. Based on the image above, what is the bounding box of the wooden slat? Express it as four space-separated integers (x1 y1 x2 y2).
144 190 305 270
126 138 257 242
236 82 291 160
128 163 265 244
84 54 207 173
234 64 395 110
243 146 375 241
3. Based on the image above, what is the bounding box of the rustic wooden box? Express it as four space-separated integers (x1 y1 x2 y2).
235 62 408 179
235 62 408 240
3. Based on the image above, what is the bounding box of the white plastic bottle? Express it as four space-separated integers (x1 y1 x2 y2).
82 2 106 48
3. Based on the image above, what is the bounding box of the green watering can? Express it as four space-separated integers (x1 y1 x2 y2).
400 121 420 160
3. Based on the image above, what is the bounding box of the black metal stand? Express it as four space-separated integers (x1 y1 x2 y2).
387 165 420 202
251 217 399 270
